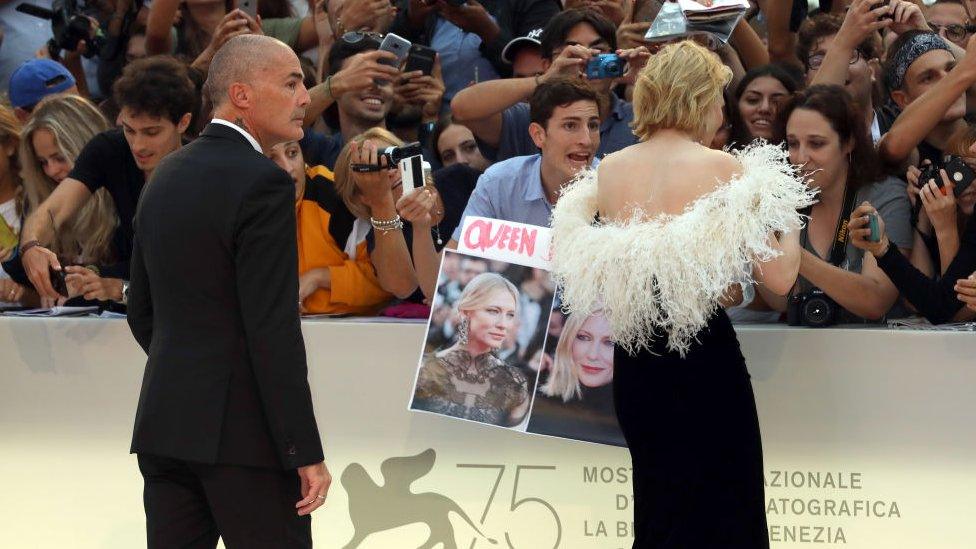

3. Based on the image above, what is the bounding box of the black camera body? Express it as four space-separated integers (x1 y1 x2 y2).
787 288 838 328
16 0 105 59
918 155 976 198
379 142 423 167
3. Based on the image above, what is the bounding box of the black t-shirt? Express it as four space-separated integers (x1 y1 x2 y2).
68 128 145 277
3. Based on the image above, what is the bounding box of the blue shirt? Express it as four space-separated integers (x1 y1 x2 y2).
496 93 638 162
451 154 599 242
300 130 344 171
431 18 500 110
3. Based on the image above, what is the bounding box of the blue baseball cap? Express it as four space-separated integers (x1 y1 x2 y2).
8 59 77 109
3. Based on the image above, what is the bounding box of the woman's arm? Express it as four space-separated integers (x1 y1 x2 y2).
798 248 904 320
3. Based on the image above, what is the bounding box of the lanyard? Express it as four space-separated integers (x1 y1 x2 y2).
800 184 857 267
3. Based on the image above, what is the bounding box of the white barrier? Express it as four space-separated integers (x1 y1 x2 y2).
1 317 974 548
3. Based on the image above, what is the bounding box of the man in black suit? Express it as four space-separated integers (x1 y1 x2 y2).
127 34 330 548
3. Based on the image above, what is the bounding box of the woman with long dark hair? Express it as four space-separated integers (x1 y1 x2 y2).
728 64 800 150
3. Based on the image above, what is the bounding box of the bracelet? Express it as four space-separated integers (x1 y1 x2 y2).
19 240 42 256
325 74 335 100
370 215 404 234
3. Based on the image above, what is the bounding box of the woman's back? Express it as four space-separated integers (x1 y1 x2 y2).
597 132 743 222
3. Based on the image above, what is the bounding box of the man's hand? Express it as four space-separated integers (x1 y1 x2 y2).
330 50 401 98
22 245 61 300
435 0 499 42
63 266 123 301
395 55 445 122
617 46 651 86
888 0 930 35
540 44 598 83
334 0 396 35
834 0 893 52
295 461 332 516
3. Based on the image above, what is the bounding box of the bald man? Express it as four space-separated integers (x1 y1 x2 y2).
127 35 330 548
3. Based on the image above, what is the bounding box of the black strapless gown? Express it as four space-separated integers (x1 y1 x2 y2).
614 310 768 549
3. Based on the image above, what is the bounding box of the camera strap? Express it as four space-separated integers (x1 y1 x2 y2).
800 184 857 268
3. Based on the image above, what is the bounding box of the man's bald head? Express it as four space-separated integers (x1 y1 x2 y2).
203 34 294 108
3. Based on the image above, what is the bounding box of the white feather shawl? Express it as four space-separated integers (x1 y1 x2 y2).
549 143 816 357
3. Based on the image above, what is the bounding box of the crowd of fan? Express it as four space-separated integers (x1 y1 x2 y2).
1 0 976 328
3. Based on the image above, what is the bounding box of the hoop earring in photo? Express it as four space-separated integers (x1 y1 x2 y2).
457 317 469 346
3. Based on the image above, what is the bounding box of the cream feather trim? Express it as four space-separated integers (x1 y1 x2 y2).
549 143 816 357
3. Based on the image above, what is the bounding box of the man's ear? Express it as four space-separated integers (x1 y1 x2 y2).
529 121 547 149
228 82 254 110
177 112 192 134
890 88 909 110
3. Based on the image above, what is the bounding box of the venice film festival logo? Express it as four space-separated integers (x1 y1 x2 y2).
340 449 563 548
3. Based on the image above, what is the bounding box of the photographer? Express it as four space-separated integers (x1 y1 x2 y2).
451 9 644 161
764 85 913 324
902 126 976 286
391 0 561 100
333 128 442 301
18 56 196 303
851 193 976 324
299 33 410 171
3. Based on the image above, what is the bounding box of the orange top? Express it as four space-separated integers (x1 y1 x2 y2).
297 165 391 315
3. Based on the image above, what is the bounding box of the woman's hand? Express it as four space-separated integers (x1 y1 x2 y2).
348 140 396 210
0 278 25 303
64 266 123 301
397 187 436 227
298 268 331 312
848 201 890 258
919 170 958 234
955 273 976 311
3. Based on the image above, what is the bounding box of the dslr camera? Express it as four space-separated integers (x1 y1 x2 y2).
586 54 625 80
787 288 838 328
16 0 105 59
917 155 976 198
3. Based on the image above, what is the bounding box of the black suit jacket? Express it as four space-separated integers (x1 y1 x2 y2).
127 123 323 470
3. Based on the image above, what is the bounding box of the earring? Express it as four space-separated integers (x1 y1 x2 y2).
457 317 469 346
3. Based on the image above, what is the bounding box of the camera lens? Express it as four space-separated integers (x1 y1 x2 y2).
802 297 833 328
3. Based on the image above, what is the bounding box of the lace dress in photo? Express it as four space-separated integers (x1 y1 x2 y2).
550 144 815 549
412 348 529 427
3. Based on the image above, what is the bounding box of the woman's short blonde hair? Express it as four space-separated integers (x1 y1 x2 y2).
631 40 732 141
540 310 596 402
333 127 404 219
455 272 520 326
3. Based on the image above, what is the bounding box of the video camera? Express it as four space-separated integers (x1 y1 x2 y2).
16 0 106 60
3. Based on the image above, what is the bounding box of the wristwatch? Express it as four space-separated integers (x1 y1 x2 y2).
120 280 130 306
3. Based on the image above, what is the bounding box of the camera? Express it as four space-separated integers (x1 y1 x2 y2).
917 155 976 198
16 0 105 60
379 142 423 167
787 289 838 328
586 54 625 80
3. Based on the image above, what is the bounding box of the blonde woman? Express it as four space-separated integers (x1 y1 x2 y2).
549 41 813 548
540 310 614 401
16 95 121 304
413 272 530 427
334 127 441 301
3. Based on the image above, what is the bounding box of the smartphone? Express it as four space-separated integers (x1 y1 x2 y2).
378 33 412 69
405 44 437 76
238 0 258 19
398 154 424 195
867 213 881 243
0 217 17 250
